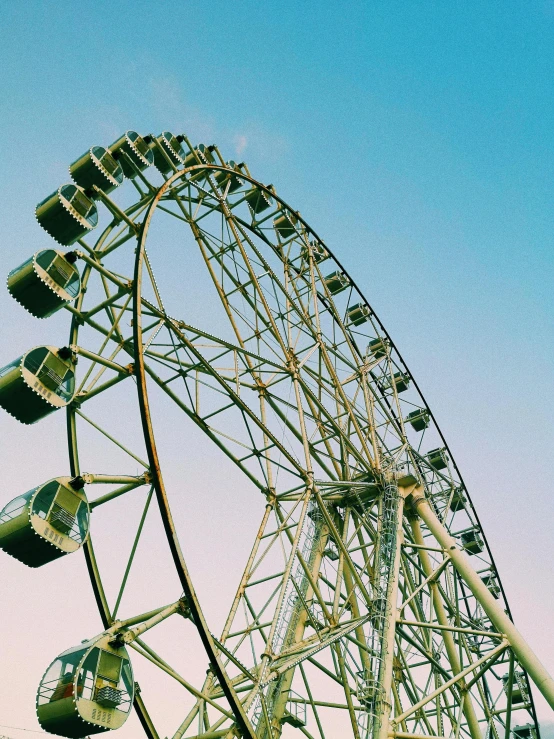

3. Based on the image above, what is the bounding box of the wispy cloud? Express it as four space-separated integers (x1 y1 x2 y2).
77 68 289 169
227 123 289 165
146 75 217 142
233 134 248 156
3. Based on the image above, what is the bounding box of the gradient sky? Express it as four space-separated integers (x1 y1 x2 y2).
0 2 553 737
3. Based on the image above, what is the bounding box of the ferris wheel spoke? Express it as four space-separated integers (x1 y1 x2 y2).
193 245 287 365
143 360 269 489
89 475 150 509
74 409 150 468
128 641 236 721
262 392 340 480
75 247 134 288
142 335 307 480
111 485 155 619
190 212 301 347
191 232 384 472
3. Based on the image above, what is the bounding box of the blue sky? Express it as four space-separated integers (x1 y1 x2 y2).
0 1 552 736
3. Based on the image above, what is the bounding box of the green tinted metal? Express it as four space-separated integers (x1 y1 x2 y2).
0 495 30 524
8 255 34 278
24 347 48 373
92 146 123 182
97 650 122 682
130 131 151 159
0 356 22 379
54 485 80 516
70 189 96 224
32 481 59 518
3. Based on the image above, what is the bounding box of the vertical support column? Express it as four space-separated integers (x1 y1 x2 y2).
409 486 554 710
374 479 405 739
260 510 327 738
409 515 482 739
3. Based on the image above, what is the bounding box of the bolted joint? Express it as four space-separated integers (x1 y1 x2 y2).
108 631 126 648
58 345 75 362
404 484 426 511
177 596 192 619
264 487 277 507
69 475 86 490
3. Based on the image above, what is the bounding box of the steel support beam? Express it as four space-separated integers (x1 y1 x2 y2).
377 486 404 739
409 515 482 739
409 486 554 710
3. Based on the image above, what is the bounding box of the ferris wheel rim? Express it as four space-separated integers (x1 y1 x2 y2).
128 161 515 609
132 176 257 739
56 157 541 736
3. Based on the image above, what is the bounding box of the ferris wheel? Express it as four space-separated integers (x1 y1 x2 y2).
0 129 551 739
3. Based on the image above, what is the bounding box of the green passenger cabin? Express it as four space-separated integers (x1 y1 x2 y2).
347 302 371 326
0 346 75 424
70 146 124 194
274 210 298 238
109 131 154 177
406 408 430 432
37 634 134 737
426 447 449 471
145 131 186 174
245 185 274 214
323 270 349 295
8 249 81 318
0 477 89 567
213 160 244 192
36 184 98 246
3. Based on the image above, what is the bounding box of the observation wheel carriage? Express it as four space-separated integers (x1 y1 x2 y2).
0 128 552 739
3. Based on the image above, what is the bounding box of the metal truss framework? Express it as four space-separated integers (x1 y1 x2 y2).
3 132 552 739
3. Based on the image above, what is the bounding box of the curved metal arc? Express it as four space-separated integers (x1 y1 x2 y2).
66 161 540 736
201 165 537 720
66 218 162 739
164 166 532 728
229 211 407 452
191 168 502 568
133 182 256 739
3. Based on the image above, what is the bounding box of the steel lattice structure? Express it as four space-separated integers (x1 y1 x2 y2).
0 130 552 739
